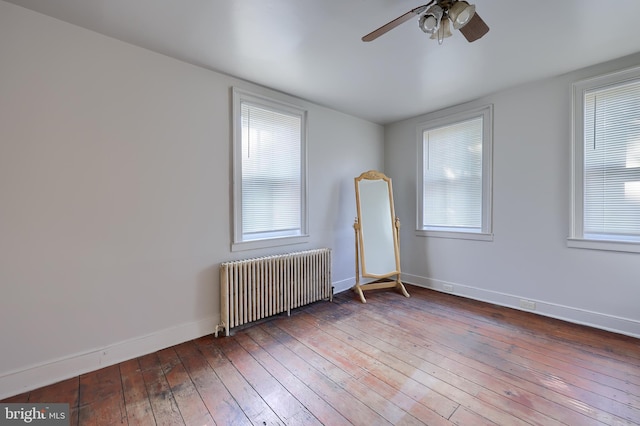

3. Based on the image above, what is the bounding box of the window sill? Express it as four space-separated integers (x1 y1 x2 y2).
567 238 640 254
416 230 494 242
232 235 309 252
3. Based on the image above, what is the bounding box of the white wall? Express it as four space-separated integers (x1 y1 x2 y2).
0 1 384 398
386 53 640 339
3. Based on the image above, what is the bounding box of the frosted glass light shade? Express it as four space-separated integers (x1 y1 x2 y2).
419 4 444 34
449 1 476 29
430 17 453 39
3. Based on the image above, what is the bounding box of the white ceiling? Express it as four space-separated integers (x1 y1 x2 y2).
6 0 640 124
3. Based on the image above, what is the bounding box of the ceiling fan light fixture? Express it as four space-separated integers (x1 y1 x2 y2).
430 16 452 41
418 4 444 34
419 15 438 33
361 1 489 43
448 1 476 30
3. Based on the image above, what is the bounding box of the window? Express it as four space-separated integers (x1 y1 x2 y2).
232 88 308 251
570 66 640 253
417 105 493 240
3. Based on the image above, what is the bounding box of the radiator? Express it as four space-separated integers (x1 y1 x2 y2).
216 248 332 336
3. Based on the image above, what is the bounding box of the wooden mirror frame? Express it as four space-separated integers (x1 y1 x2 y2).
353 170 410 303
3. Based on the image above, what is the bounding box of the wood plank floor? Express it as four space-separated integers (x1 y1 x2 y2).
3 285 640 425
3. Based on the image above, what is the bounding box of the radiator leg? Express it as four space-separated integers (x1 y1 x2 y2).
214 323 226 338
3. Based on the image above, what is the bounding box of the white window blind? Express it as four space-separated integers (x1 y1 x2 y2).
422 117 483 231
583 79 640 241
241 102 301 237
416 104 492 241
232 88 308 250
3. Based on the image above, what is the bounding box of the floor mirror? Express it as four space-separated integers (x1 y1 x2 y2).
353 170 410 303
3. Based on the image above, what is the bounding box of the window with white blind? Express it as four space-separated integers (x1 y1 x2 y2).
417 105 493 240
232 88 308 251
570 67 640 253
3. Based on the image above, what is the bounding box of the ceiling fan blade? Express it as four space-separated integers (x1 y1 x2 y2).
459 11 489 42
362 2 434 42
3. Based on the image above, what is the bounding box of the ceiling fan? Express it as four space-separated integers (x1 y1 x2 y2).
362 0 489 43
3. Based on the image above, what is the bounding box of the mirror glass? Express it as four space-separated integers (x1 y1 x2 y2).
357 178 398 276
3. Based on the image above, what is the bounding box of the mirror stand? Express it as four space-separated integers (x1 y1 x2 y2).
353 217 410 303
352 170 410 303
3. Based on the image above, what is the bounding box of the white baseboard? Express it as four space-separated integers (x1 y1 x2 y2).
333 276 393 295
332 277 355 294
403 273 640 340
0 316 218 400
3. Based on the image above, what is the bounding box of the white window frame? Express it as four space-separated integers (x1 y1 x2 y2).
569 66 640 254
416 104 493 241
231 88 309 252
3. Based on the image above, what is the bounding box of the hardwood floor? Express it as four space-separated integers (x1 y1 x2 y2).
3 285 640 425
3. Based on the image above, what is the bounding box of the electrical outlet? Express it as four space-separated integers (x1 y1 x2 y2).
519 299 536 310
443 283 454 292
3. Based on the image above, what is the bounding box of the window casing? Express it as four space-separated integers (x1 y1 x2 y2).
417 105 493 241
232 88 308 251
570 66 640 253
